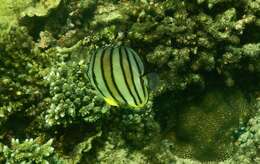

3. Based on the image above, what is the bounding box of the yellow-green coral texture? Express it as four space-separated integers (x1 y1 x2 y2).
0 0 259 163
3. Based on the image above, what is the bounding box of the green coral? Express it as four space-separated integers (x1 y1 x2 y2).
155 88 254 161
0 24 47 126
42 56 110 127
93 131 149 164
20 0 61 17
227 98 260 163
0 138 56 164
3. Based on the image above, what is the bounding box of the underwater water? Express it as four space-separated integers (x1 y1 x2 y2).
0 0 259 163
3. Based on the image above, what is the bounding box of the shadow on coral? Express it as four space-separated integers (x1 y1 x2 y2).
0 112 33 145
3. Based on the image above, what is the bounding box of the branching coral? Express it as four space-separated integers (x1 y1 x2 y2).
42 55 110 127
0 138 57 163
0 24 48 126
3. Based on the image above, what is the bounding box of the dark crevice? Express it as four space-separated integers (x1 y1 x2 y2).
50 123 97 155
240 24 260 44
19 1 68 41
0 112 33 146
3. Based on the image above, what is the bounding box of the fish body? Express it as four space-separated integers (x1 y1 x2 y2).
87 46 149 108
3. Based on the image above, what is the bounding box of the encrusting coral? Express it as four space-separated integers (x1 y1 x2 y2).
0 0 259 163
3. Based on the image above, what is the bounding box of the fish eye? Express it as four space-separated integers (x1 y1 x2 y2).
140 76 144 82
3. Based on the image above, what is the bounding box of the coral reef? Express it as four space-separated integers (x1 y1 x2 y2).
154 88 255 162
0 24 47 126
43 58 110 127
0 138 56 163
0 0 259 163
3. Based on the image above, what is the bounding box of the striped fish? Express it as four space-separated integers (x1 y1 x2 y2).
87 46 149 108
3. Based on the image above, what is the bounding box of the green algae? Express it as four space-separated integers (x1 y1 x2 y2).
0 0 259 163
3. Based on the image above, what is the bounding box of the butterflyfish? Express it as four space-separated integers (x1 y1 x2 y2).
87 46 149 108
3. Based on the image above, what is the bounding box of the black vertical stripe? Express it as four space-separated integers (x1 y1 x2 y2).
119 47 138 106
129 49 144 75
110 47 128 104
87 50 96 81
101 47 118 103
124 47 142 105
92 49 106 97
131 49 147 100
86 51 93 79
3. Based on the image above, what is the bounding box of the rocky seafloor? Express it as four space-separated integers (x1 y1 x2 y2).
0 0 259 163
